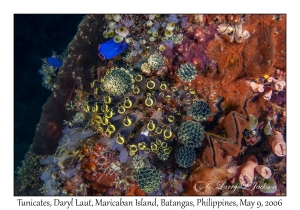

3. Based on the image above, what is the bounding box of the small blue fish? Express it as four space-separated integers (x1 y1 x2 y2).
47 57 62 68
98 38 128 60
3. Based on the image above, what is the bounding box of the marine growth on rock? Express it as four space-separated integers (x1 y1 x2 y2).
16 14 286 197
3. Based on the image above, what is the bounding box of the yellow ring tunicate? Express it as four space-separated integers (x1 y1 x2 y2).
146 80 156 89
164 147 172 154
160 82 167 90
190 89 196 94
161 142 168 148
129 144 138 153
118 104 126 114
106 124 116 133
133 86 140 95
145 98 154 107
100 83 105 91
123 116 132 126
150 142 158 151
91 81 96 88
171 86 178 92
92 103 99 112
134 74 143 82
116 133 125 145
104 95 111 104
163 127 173 140
105 108 114 118
83 104 90 112
138 142 146 150
167 115 175 122
147 120 156 131
155 127 162 134
156 139 162 146
93 87 98 95
123 97 132 108
101 116 109 125
93 115 102 124
101 104 108 112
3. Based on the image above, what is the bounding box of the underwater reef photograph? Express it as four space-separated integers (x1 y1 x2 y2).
14 14 286 196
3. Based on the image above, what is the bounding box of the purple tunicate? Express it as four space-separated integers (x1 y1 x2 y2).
181 16 189 28
153 23 161 30
122 18 133 27
162 22 167 28
39 155 57 165
62 169 77 178
40 171 52 181
119 147 129 163
138 149 147 157
163 40 174 49
109 138 118 151
166 14 179 23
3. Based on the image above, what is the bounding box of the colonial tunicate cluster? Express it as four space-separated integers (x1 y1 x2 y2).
102 67 133 96
187 100 211 121
147 54 165 71
177 63 197 82
178 120 205 148
136 167 162 193
175 146 196 168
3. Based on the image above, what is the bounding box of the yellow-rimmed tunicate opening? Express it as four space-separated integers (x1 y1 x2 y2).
165 95 172 101
163 126 173 140
150 142 158 151
100 116 109 126
134 73 143 82
155 127 162 134
100 83 105 92
128 144 138 156
155 139 162 146
117 103 126 114
138 142 146 150
147 120 156 131
167 115 175 123
92 114 102 124
190 89 196 94
123 97 132 108
91 80 96 88
101 104 108 112
105 123 116 136
185 99 192 105
160 82 167 90
104 95 112 104
145 94 154 107
171 86 178 92
83 103 90 112
184 86 189 91
144 148 151 153
116 133 125 145
161 142 168 148
123 115 132 126
133 85 140 95
105 108 114 118
146 78 156 90
93 87 98 95
163 147 172 154
92 103 99 113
